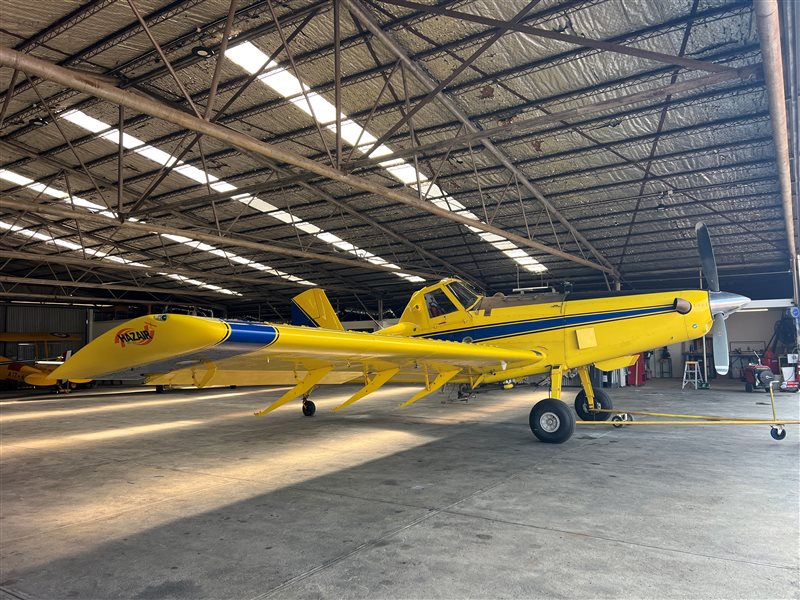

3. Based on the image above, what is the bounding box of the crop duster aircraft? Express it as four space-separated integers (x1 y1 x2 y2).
0 332 89 392
51 224 749 443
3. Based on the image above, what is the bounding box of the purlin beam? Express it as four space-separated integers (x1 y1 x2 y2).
0 45 616 276
361 0 543 159
347 65 761 168
343 0 620 278
377 0 736 74
0 0 748 144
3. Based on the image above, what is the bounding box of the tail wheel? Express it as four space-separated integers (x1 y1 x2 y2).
302 400 316 417
574 389 613 421
530 399 575 444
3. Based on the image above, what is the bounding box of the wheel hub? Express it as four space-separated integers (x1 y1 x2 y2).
540 412 560 433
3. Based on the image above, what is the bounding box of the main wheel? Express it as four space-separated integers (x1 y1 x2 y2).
574 389 613 421
155 385 165 394
302 400 316 417
529 399 575 444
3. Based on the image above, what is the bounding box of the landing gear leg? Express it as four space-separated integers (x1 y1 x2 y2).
301 393 316 417
529 365 575 444
575 366 612 421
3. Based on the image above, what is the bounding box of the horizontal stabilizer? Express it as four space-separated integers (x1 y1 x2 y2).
291 289 344 330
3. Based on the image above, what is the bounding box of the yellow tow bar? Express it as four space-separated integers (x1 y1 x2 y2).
576 385 798 440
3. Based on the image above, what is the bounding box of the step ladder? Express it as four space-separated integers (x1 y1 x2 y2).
682 360 703 390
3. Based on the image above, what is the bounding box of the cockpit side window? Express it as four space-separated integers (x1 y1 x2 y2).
447 282 480 310
424 289 458 318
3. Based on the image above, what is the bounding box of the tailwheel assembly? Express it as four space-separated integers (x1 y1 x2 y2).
301 399 316 417
530 398 575 444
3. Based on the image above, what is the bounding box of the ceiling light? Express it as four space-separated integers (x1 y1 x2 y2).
29 117 48 127
191 45 214 59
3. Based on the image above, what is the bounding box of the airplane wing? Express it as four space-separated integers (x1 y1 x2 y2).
51 314 546 412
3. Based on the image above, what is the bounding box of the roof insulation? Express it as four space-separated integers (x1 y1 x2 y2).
0 0 794 315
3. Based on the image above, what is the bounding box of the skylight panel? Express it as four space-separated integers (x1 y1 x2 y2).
62 108 399 285
0 219 239 294
225 41 547 276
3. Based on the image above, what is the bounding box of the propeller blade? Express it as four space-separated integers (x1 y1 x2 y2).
695 222 720 292
712 313 729 375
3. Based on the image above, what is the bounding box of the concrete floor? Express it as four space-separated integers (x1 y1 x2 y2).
0 379 798 599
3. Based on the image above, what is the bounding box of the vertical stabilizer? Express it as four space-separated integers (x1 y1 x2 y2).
291 289 344 330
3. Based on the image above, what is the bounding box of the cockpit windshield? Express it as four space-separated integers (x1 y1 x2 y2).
447 281 480 310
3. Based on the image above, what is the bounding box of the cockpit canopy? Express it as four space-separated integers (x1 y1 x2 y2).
378 278 483 335
423 280 481 317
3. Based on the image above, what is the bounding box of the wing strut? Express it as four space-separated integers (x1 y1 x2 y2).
333 368 400 412
400 367 461 408
254 366 332 416
191 361 217 389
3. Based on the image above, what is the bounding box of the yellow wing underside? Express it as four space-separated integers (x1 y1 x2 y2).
51 315 546 411
146 322 546 389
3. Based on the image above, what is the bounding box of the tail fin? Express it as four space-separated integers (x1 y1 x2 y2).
291 289 344 330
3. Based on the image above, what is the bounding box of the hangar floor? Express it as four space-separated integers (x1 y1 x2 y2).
1 380 798 599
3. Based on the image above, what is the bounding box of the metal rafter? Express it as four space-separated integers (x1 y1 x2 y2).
0 250 356 294
0 196 438 280
0 45 616 276
376 0 736 74
346 0 623 275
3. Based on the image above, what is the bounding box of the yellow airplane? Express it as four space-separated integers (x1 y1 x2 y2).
0 332 89 392
0 356 90 392
50 224 749 443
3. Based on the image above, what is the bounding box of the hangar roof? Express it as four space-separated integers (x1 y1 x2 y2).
0 0 796 317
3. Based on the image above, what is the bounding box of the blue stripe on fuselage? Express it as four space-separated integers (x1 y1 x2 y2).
421 305 673 343
224 321 280 348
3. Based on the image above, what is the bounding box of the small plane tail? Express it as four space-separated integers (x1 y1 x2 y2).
291 289 344 330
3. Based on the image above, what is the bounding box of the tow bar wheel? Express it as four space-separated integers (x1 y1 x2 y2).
530 399 575 443
771 426 787 441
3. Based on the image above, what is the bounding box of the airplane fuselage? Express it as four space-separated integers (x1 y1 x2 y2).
413 289 712 373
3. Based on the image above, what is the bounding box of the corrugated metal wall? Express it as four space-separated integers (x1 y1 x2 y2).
1 305 88 360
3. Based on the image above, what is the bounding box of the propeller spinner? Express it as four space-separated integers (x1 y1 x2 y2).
695 223 750 375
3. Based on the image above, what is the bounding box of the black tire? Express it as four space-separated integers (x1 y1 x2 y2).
574 389 613 421
302 400 316 417
771 427 787 441
155 385 165 394
745 382 753 393
530 399 575 444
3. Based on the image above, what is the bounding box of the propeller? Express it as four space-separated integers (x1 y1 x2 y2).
695 223 719 292
695 223 750 375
